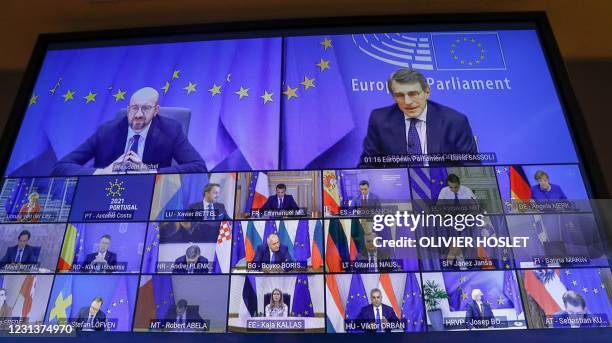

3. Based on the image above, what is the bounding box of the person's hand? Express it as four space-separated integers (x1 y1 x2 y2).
94 153 129 174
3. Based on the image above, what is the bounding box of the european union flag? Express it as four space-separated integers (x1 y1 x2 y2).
231 221 246 267
153 275 174 320
291 275 314 317
432 33 506 70
106 276 131 331
401 273 425 332
345 274 368 320
293 220 311 264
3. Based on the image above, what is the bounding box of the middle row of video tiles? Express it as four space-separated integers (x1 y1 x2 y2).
1 214 607 274
0 164 593 225
7 268 612 332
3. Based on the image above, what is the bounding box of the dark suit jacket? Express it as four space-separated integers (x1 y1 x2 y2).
253 244 292 269
259 195 299 211
76 307 107 331
53 116 207 175
0 245 38 267
187 201 229 220
84 251 118 271
357 304 399 332
172 255 209 274
164 306 203 322
350 192 381 208
465 300 494 329
359 101 478 167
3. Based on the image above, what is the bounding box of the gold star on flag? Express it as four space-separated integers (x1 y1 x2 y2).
208 83 222 96
172 69 181 79
316 58 330 72
161 81 170 94
497 296 505 305
62 90 75 102
235 86 249 100
83 91 97 104
261 90 274 104
299 76 316 90
461 292 468 300
28 94 38 106
283 85 298 100
321 37 333 50
183 81 197 95
112 89 126 102
571 280 577 286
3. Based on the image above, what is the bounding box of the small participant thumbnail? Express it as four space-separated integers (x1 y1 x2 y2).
0 275 54 328
57 223 147 273
149 173 236 221
45 275 138 331
231 220 323 273
69 175 154 222
142 221 232 274
133 275 229 332
0 224 66 272
421 270 526 331
0 177 77 223
325 273 425 333
235 171 322 219
409 166 503 214
518 268 611 328
324 218 419 273
506 214 608 268
495 165 591 213
228 274 325 332
322 169 412 217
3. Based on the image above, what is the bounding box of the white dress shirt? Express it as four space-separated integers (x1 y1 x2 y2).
438 185 476 200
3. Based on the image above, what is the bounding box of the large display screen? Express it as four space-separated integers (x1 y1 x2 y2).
0 17 609 339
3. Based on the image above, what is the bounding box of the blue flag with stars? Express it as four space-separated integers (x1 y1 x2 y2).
558 268 612 321
345 274 368 320
293 220 311 264
401 273 425 332
431 33 506 70
291 275 314 317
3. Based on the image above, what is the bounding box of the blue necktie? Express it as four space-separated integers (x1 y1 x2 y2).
130 134 141 154
271 251 276 263
16 249 23 263
375 307 383 332
407 119 423 166
454 192 460 206
278 197 283 209
207 203 214 220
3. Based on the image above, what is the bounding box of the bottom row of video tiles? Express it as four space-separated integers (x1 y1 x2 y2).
0 268 609 332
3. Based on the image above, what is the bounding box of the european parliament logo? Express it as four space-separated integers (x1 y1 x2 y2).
353 32 506 71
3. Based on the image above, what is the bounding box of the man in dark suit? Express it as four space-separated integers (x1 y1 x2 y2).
359 69 478 167
259 183 299 211
464 289 495 329
350 180 381 209
83 234 118 272
253 233 293 271
76 296 107 331
164 299 203 324
53 87 207 176
356 232 393 272
172 245 209 274
357 288 400 332
552 291 601 328
187 183 229 220
0 230 39 269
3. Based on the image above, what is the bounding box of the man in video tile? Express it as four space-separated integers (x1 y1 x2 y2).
253 233 293 270
172 245 209 274
260 184 299 211
188 183 229 220
350 180 381 209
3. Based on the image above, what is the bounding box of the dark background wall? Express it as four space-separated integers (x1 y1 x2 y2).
0 0 611 192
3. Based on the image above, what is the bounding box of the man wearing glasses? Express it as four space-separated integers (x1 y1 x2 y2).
358 68 478 167
53 87 206 175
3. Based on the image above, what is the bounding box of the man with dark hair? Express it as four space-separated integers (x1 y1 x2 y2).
84 234 118 271
356 288 399 332
172 245 209 274
437 173 476 202
350 180 381 209
164 299 203 327
552 290 599 328
53 87 207 175
356 231 392 272
76 296 106 331
0 230 39 268
260 183 299 211
188 183 229 220
359 68 477 167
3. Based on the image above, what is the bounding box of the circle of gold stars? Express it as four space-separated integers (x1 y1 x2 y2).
105 179 125 197
451 37 485 66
